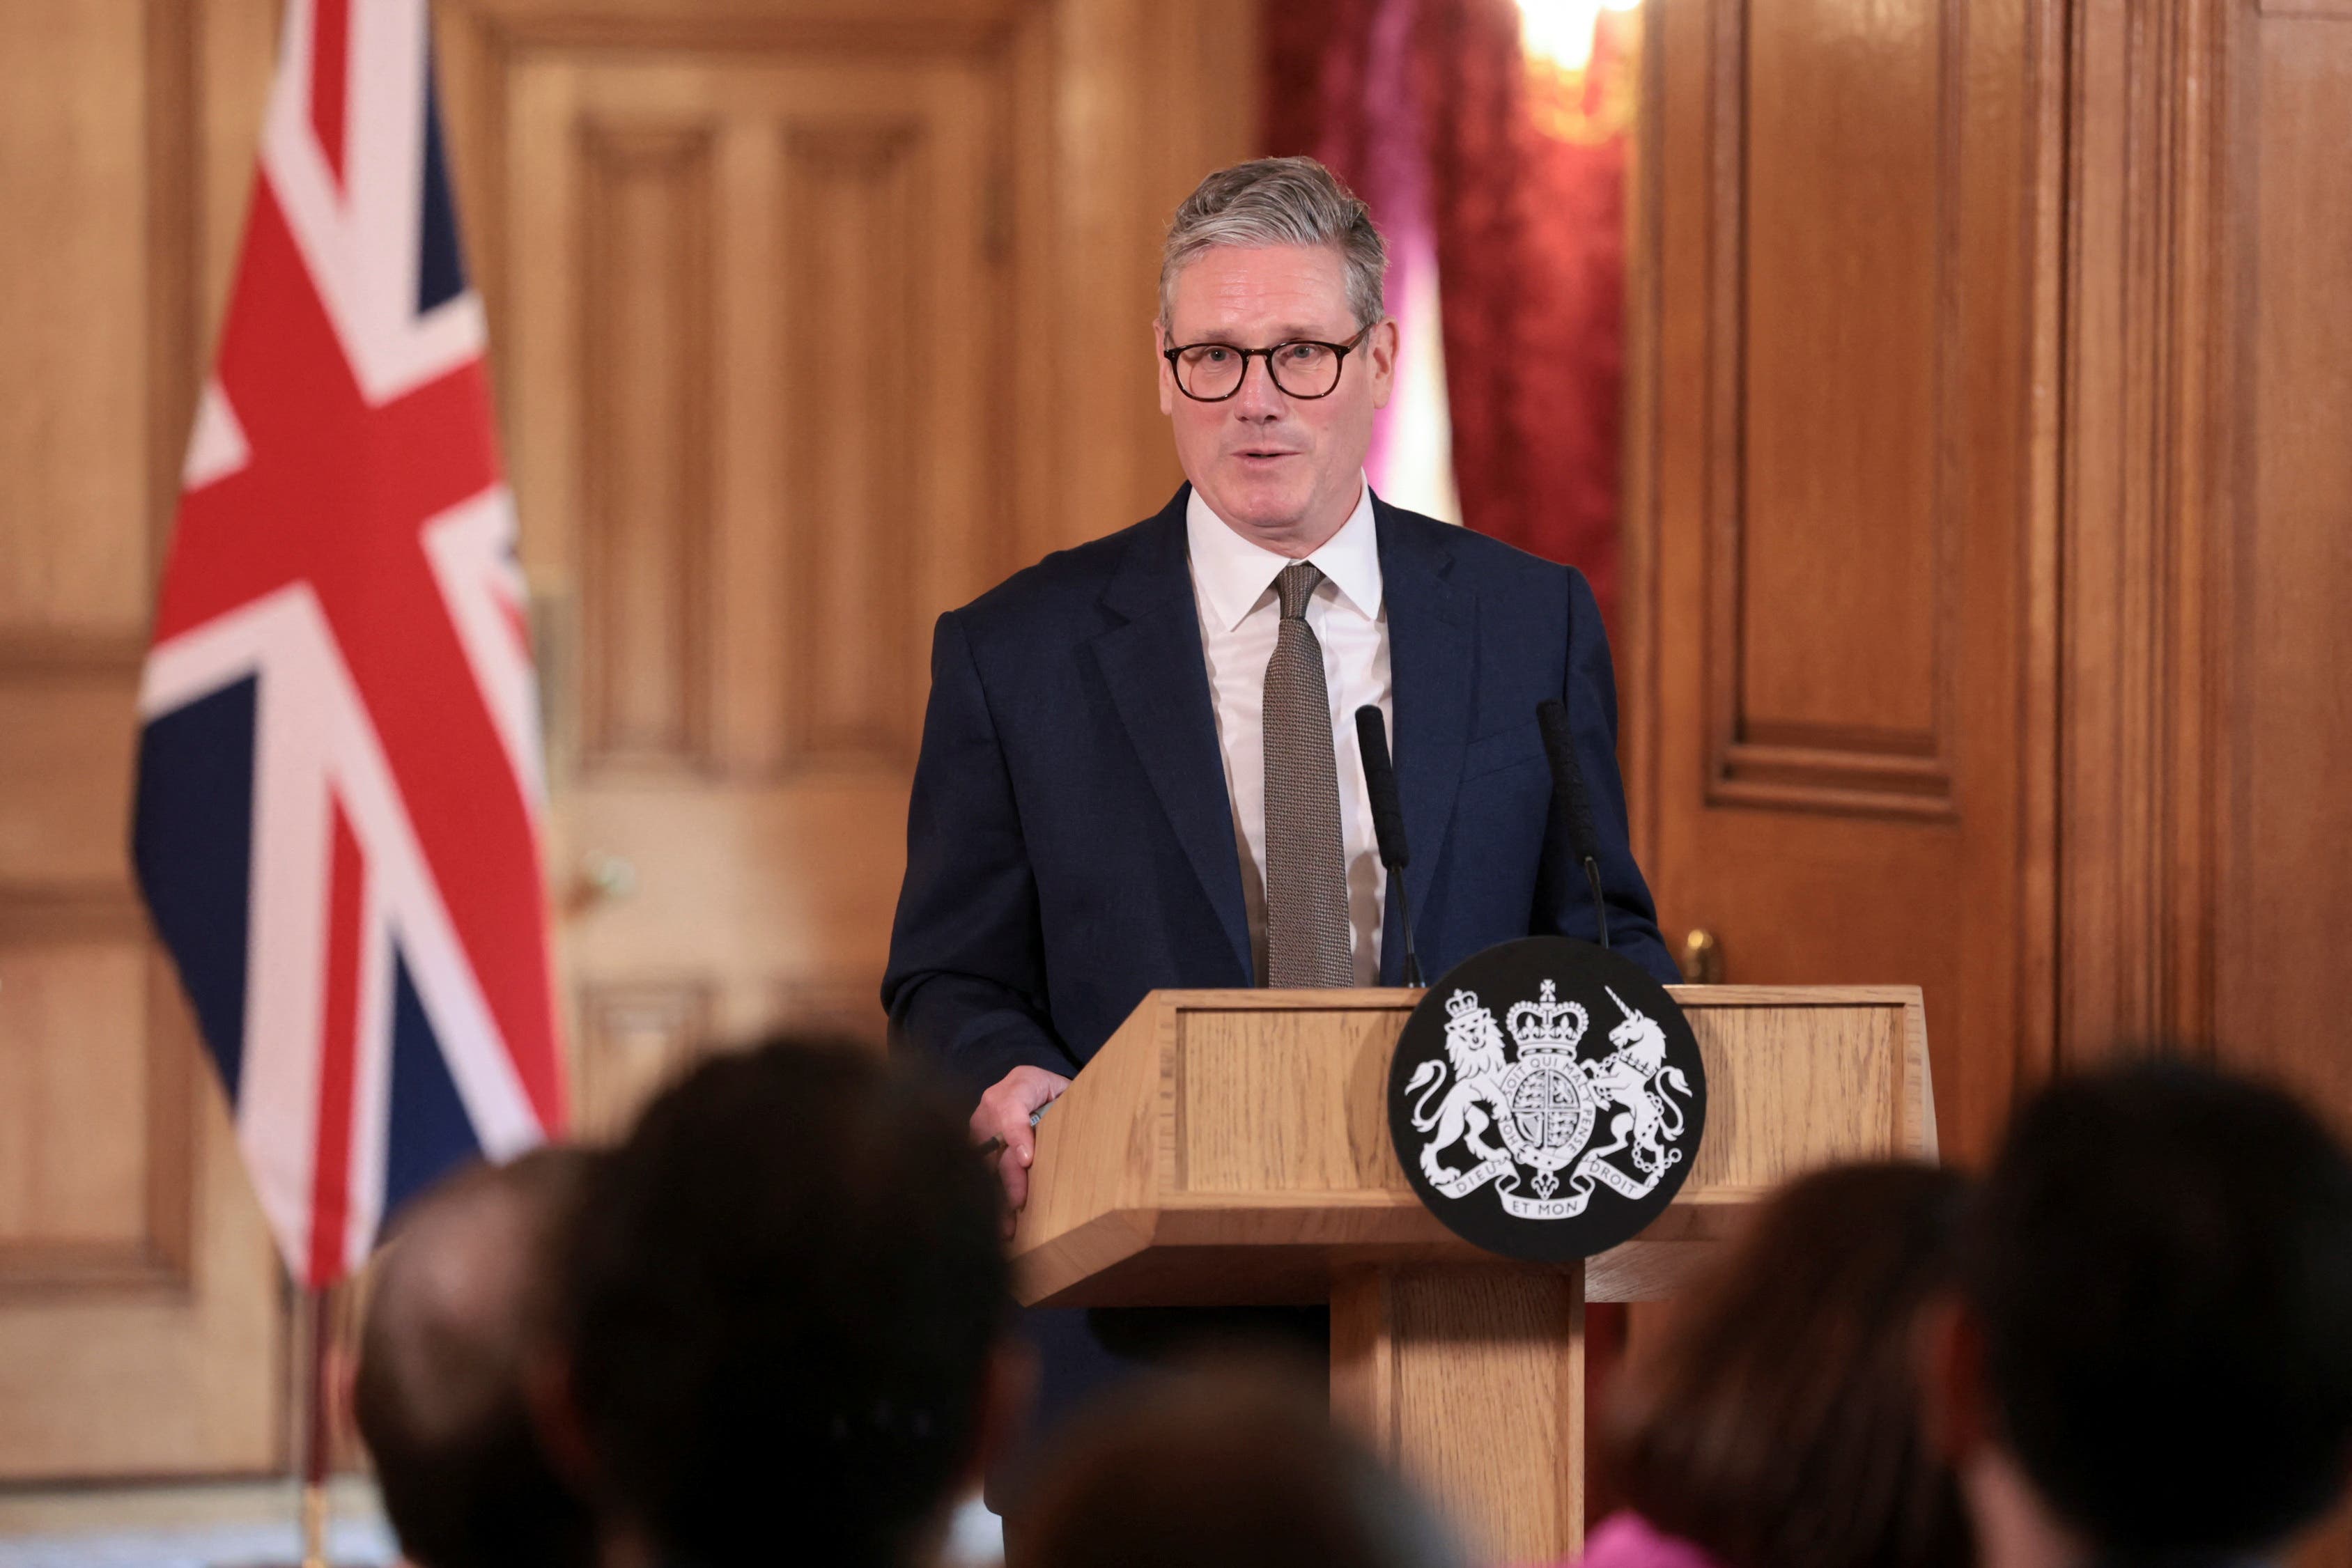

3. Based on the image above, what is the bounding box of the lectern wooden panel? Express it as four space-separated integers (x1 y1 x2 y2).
1011 985 1933 1562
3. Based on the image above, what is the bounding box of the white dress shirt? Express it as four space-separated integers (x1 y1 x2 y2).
1186 481 1392 986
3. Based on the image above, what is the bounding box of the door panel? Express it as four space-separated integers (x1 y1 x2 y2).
1629 0 2044 1161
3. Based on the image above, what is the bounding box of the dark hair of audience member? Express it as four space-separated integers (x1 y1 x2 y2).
353 1147 598 1568
1603 1161 1972 1568
563 1036 1011 1568
1963 1059 2352 1556
1021 1359 1464 1568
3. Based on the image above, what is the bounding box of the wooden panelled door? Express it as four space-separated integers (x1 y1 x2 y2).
438 8 1027 1133
432 0 1253 1137
1625 0 2048 1162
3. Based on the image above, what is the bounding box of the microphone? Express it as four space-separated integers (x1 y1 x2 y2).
1354 705 1425 988
1535 698 1609 950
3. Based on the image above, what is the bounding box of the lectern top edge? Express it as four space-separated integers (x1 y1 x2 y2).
1133 982 1928 1010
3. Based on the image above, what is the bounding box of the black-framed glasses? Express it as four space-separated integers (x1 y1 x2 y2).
1162 323 1375 401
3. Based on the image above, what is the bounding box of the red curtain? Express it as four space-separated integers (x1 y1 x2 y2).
1264 0 1384 185
1264 0 1633 627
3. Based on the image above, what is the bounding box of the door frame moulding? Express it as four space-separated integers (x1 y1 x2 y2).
2050 0 2234 1066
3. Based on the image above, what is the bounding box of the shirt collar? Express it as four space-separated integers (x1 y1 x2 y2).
1185 479 1383 633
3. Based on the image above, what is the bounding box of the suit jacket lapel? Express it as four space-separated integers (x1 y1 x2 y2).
1091 489 1255 984
1376 499 1473 985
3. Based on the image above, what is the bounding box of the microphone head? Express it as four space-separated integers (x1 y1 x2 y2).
1354 704 1410 870
1535 698 1575 771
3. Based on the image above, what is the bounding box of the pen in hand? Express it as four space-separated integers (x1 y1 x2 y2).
978 1099 1055 1160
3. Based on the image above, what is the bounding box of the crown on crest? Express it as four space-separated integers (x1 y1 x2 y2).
1507 980 1588 1058
1446 988 1485 1021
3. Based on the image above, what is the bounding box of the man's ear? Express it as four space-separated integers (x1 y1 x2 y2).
522 1347 601 1497
1366 316 1400 410
1917 1292 1992 1464
1153 319 1177 417
963 1335 1037 1494
331 1342 362 1459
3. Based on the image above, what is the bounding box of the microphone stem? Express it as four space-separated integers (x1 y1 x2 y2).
1581 856 1609 950
1392 863 1425 987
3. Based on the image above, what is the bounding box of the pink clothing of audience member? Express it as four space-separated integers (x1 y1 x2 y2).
1564 1512 1729 1568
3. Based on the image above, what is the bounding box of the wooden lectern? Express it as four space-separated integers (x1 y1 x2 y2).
1011 985 1936 1563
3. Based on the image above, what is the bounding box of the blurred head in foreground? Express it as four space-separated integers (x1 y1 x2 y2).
563 1037 1016 1568
353 1147 597 1568
1021 1360 1463 1568
1924 1059 2352 1566
1600 1161 1972 1568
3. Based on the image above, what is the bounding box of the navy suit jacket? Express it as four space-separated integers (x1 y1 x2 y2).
883 487 1676 1099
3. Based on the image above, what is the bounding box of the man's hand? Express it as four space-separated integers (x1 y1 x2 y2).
973 1064 1071 1221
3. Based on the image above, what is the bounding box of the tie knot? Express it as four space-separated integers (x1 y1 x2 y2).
1276 561 1324 620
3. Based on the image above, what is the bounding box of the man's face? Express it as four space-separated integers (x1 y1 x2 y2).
1156 242 1395 556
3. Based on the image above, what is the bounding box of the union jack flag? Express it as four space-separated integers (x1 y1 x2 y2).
132 0 566 1289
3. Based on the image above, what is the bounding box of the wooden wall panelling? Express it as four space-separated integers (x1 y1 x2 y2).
0 887 194 1296
1618 6 1662 854
2230 15 2352 1525
1631 0 2047 1161
0 0 286 1481
2000 0 2352 1541
0 1046 284 1480
2216 2 2352 1138
2 3 152 633
1033 0 1261 561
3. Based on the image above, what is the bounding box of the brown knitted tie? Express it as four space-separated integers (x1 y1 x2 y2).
1262 561 1354 987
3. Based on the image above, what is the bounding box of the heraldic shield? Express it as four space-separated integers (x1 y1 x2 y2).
1388 936 1709 1262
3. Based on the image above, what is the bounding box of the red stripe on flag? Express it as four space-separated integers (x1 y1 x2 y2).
306 802 366 1287
310 0 350 189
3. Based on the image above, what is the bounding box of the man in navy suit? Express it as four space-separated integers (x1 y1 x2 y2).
882 156 1676 1495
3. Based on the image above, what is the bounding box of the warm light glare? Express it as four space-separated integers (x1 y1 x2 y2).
1516 0 1640 75
1372 235 1462 527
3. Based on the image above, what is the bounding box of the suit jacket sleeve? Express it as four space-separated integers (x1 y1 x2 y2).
1537 570 1682 986
881 610 1079 1102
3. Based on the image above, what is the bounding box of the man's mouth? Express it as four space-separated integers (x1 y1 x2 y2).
1235 449 1299 463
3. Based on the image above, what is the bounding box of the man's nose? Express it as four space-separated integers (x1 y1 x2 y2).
1232 356 1288 419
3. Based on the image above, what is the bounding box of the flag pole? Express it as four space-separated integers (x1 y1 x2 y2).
300 1284 332 1568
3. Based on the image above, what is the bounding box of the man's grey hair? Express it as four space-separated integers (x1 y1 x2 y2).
1159 157 1388 333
